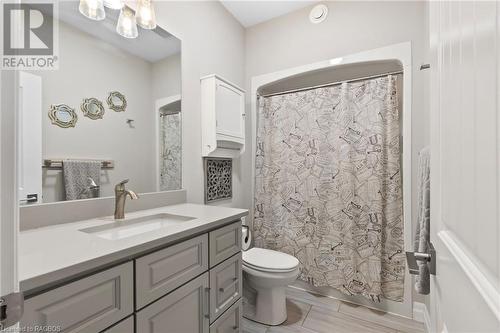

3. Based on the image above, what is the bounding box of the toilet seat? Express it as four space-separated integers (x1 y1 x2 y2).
242 247 299 273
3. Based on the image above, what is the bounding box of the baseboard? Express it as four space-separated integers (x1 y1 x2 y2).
290 280 413 318
413 302 431 332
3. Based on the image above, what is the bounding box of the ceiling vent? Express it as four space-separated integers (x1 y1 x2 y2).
309 4 328 24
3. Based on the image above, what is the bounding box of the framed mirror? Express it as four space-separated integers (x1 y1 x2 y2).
18 2 182 203
81 98 105 120
48 104 78 128
107 91 127 112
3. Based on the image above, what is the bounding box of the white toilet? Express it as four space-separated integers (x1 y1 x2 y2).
241 227 300 326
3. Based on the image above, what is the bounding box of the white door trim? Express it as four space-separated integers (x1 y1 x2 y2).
437 230 500 321
250 42 413 317
0 70 20 294
413 302 431 333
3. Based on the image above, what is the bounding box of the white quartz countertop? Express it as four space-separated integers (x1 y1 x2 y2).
19 203 248 294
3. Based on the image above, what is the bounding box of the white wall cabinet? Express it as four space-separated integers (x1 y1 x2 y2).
201 75 245 158
21 222 242 333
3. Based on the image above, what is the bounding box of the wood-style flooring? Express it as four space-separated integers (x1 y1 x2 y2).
243 287 426 333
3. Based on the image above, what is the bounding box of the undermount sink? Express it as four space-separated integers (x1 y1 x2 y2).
80 213 196 240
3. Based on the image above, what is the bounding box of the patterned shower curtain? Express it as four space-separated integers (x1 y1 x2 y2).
253 75 404 302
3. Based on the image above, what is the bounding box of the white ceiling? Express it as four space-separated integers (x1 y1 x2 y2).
220 1 319 27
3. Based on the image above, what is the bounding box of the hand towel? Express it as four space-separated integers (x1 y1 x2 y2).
414 146 431 294
63 160 101 200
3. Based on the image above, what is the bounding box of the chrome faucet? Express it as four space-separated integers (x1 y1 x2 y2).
114 179 138 220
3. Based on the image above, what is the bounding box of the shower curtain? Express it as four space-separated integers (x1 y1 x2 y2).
254 75 404 302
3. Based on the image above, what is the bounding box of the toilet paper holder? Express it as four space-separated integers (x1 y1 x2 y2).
242 225 250 243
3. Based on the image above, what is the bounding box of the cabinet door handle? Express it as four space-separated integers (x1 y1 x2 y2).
203 287 210 319
232 326 239 331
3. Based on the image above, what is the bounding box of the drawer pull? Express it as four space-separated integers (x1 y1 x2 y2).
204 287 210 319
219 278 238 293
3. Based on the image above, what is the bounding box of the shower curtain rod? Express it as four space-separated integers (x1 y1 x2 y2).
257 70 403 98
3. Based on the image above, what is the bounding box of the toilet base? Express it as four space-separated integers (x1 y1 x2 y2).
242 267 299 326
257 286 287 325
243 285 288 325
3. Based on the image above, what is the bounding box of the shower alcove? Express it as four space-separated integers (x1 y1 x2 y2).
156 95 182 192
250 42 413 318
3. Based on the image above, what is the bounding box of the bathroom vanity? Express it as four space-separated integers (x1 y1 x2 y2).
19 204 247 333
13 3 249 332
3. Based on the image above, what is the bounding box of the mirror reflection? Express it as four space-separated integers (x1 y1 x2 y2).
18 2 182 204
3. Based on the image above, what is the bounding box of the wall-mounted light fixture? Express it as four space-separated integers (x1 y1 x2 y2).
79 0 157 39
79 0 105 21
136 0 157 29
103 0 123 10
116 6 139 38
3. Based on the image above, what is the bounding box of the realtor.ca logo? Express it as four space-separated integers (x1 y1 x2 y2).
1 1 59 69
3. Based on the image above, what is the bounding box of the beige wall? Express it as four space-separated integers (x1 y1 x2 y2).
154 1 246 207
244 0 430 312
152 53 181 101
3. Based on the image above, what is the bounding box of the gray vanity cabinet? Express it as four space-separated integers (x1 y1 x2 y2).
209 299 242 333
135 234 208 309
209 222 242 267
103 316 134 333
209 253 242 322
22 262 134 333
136 272 210 333
21 220 243 333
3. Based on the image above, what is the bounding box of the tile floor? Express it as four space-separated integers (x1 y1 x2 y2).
243 287 425 333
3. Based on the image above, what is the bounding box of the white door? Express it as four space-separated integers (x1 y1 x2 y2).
0 69 21 330
429 1 500 332
18 71 42 205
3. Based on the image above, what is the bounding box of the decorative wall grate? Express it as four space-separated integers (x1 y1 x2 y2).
204 158 232 203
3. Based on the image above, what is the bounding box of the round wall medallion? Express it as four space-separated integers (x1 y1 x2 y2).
81 97 105 120
309 4 328 24
48 104 78 128
107 91 127 112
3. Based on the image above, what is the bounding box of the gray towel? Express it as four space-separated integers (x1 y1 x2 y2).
414 147 430 294
63 160 101 200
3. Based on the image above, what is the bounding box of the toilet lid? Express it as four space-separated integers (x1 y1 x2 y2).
243 248 299 272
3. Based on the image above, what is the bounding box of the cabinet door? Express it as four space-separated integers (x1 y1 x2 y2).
136 234 208 309
209 221 241 267
209 253 242 322
209 299 242 333
22 262 133 333
215 80 244 139
102 316 134 333
136 272 210 333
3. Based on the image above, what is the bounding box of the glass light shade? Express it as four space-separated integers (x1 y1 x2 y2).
135 0 157 29
116 6 138 38
79 0 105 21
103 0 123 10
